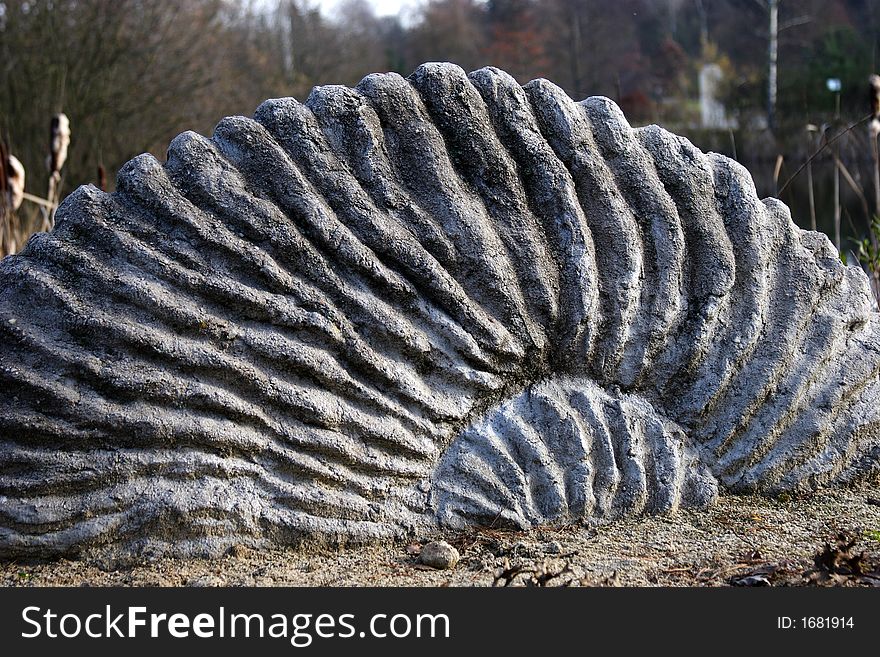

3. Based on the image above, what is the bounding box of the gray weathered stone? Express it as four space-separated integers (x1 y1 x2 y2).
418 540 459 570
1 63 879 561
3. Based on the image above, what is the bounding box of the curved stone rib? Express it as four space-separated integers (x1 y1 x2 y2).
411 66 562 355
523 79 641 381
582 98 687 390
433 378 718 529
0 62 878 560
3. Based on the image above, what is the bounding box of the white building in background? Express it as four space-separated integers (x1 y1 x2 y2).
699 63 738 129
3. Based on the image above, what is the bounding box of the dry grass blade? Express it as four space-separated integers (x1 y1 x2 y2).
777 114 872 197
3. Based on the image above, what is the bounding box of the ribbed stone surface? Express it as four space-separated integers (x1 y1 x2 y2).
1 63 878 560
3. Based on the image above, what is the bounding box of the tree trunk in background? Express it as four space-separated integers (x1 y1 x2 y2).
568 3 584 97
768 0 778 132
695 0 709 54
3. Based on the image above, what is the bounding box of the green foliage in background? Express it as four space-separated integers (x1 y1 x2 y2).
782 26 871 119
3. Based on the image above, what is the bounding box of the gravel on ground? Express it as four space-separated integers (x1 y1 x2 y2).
4 477 879 587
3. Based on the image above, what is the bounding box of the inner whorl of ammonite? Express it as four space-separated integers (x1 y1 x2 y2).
433 378 719 529
1 62 879 559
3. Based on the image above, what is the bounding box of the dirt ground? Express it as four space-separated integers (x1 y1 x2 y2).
3 477 880 587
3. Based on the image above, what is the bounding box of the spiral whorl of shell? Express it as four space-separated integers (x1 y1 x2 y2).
1 63 879 559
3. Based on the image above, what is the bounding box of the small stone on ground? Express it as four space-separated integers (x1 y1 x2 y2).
418 541 460 570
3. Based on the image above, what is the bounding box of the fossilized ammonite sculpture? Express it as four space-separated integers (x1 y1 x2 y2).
1 64 879 559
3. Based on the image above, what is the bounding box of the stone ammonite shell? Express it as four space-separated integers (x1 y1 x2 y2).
1 64 879 559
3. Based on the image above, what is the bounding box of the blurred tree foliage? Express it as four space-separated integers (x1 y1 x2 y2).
2 1 239 197
782 26 872 117
2 0 880 198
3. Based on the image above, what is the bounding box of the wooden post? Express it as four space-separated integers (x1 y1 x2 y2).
806 125 817 231
834 136 841 251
